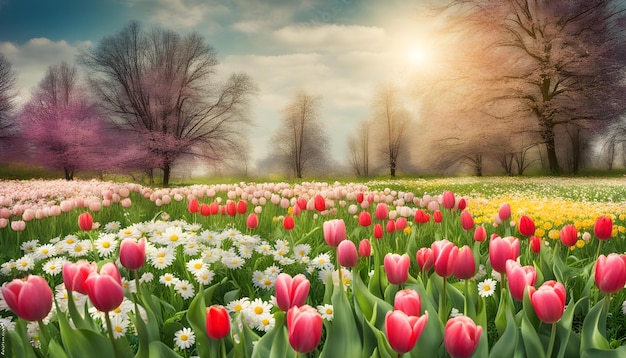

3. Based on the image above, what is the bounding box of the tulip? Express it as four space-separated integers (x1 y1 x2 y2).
594 216 613 240
385 310 429 354
444 316 482 358
358 239 372 257
384 253 411 285
414 209 430 224
530 236 541 254
374 223 383 239
594 254 626 294
395 217 407 231
283 216 295 230
489 236 520 274
432 240 458 278
314 194 326 212
394 289 421 316
506 260 537 302
433 210 443 223
474 225 486 242
442 191 455 209
498 203 511 222
518 215 535 236
10 220 25 231
385 219 396 233
529 280 566 324
457 198 467 211
236 200 247 214
209 202 219 215
187 199 199 214
453 245 475 280
206 305 231 340
63 260 97 294
287 305 323 354
226 201 236 217
1 275 53 321
200 203 210 216
560 224 578 247
358 211 372 227
119 237 146 271
323 219 346 248
275 273 310 312
416 247 434 272
375 203 388 220
246 213 259 229
78 212 93 231
460 211 474 231
337 240 358 267
84 262 124 312
356 192 364 203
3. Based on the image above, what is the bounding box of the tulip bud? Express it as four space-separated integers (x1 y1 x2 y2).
246 213 259 229
433 210 443 223
529 280 566 323
358 239 372 257
414 209 430 224
457 198 466 211
453 245 476 280
62 260 97 294
385 310 429 354
460 211 475 231
384 253 410 285
283 216 295 230
489 236 520 274
236 200 247 215
444 316 482 358
200 203 210 216
506 260 537 302
275 273 310 312
206 305 231 340
84 262 124 312
0 275 53 321
386 219 396 233
594 253 626 294
560 224 578 247
78 212 93 231
287 305 323 354
226 201 236 217
314 195 326 212
119 237 146 271
323 219 346 248
432 240 458 278
530 236 541 254
395 217 407 231
442 191 455 210
358 211 372 227
416 247 434 272
375 203 388 220
188 199 199 214
474 225 486 242
374 223 383 239
394 289 421 316
518 215 535 236
337 240 358 267
594 216 613 240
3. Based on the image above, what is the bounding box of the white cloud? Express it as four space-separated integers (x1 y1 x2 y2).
273 24 386 52
150 0 228 29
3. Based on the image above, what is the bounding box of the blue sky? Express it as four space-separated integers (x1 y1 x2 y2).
0 0 436 172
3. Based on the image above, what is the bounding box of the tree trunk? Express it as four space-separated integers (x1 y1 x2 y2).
390 160 396 177
542 127 561 174
64 167 73 181
162 163 171 187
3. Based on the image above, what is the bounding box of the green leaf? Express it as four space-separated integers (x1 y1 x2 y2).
555 297 584 358
319 284 363 357
148 340 184 357
48 338 69 358
520 314 545 358
353 269 393 332
186 278 227 358
489 309 519 358
250 312 294 358
232 316 261 358
495 287 514 337
362 302 396 358
582 346 626 358
7 320 36 358
581 297 611 353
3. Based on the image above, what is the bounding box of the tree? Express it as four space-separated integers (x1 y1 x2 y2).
0 53 18 161
18 62 125 180
371 83 412 177
79 22 256 186
270 90 329 178
431 0 626 174
347 119 371 177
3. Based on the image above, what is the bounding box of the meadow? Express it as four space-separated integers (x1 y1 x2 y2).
1 176 626 357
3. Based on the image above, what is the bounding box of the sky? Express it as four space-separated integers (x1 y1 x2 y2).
0 0 438 173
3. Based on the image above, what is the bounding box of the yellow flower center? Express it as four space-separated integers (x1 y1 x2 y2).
234 304 243 312
169 235 179 242
20 261 28 267
41 249 49 254
264 279 272 286
194 263 202 269
254 307 263 314
262 319 270 325
114 307 122 313
325 308 333 315
115 326 123 333
180 334 188 341
484 285 491 291
103 242 110 248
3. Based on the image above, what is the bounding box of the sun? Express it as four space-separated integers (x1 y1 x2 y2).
407 44 432 68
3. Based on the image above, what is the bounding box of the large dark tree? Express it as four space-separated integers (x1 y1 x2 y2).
0 53 18 161
79 22 256 186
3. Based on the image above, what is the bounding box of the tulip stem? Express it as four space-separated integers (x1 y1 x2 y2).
104 311 120 358
595 240 603 260
37 319 50 352
464 279 469 316
546 322 557 358
134 269 141 297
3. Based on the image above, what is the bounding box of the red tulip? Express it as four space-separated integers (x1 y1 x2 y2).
356 192 364 203
518 215 535 237
453 245 476 280
337 240 358 268
375 203 388 220
358 211 372 227
78 212 93 231
442 191 455 210
275 273 310 312
432 240 458 278
433 210 443 223
506 260 537 302
314 194 326 212
287 305 323 354
474 225 486 242
489 236 520 274
386 219 396 233
283 216 295 230
560 224 578 247
246 213 259 229
594 253 626 294
226 201 236 217
119 237 146 271
384 253 411 285
594 216 613 240
444 316 482 358
296 197 307 210
530 236 541 254
323 219 346 248
62 260 97 294
209 202 219 215
206 305 231 340
385 310 429 354
460 211 475 231
374 223 383 239
84 262 124 312
200 203 210 216
236 200 247 214
416 247 434 272
1 275 53 321
358 239 372 257
414 209 430 224
187 199 199 214
394 289 421 316
529 280 566 323
395 217 407 231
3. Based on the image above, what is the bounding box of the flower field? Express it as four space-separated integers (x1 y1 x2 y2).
1 177 626 357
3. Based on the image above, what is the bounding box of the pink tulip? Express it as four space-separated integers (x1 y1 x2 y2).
385 310 429 354
337 240 358 268
384 253 411 285
119 237 146 271
358 239 372 257
323 219 346 248
287 305 323 354
498 203 511 221
560 224 578 247
454 245 476 280
62 260 97 294
246 213 259 229
121 198 132 208
474 225 486 242
83 262 124 312
375 203 388 220
489 236 520 274
1 275 53 321
358 211 372 227
78 212 93 231
506 260 537 301
10 220 25 231
444 316 482 358
209 202 219 215
356 193 364 203
594 253 626 294
594 216 613 240
395 217 407 231
460 211 475 231
529 280 566 323
416 247 434 272
296 197 307 210
275 273 310 312
442 191 455 210
394 289 421 316
206 305 231 340
432 240 458 278
518 215 535 236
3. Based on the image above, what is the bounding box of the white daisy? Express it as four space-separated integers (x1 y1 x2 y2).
107 314 129 339
244 299 273 326
255 313 275 332
121 278 137 295
174 327 195 349
221 253 245 269
104 221 121 233
478 278 497 298
193 268 215 285
198 230 221 246
450 308 462 318
1 260 15 275
237 245 254 259
33 244 56 260
252 271 275 290
186 259 206 274
317 304 334 321
149 247 175 269
0 316 15 331
226 297 250 314
161 226 187 246
42 257 67 276
174 280 195 299
255 241 273 256
67 240 91 258
118 227 142 240
293 244 311 260
15 255 35 271
160 273 179 287
622 300 626 315
183 239 200 256
312 253 334 270
140 272 154 284
201 247 222 264
94 233 118 258
20 240 39 254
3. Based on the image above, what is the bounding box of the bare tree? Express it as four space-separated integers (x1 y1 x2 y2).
270 90 329 178
347 119 371 176
0 53 18 162
371 83 412 177
79 22 256 186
